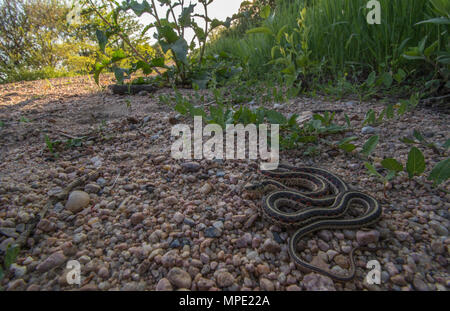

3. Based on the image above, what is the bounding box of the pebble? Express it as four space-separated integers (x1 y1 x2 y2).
413 275 430 291
216 271 235 288
130 212 145 225
156 278 173 291
167 267 192 289
10 263 27 278
361 126 378 135
429 221 448 236
173 212 184 224
334 255 349 269
356 230 380 245
65 191 90 213
181 162 201 172
262 238 281 253
36 252 66 273
286 285 302 291
260 278 274 291
303 273 336 291
197 278 216 291
204 226 221 238
84 183 101 193
391 274 407 286
98 267 109 279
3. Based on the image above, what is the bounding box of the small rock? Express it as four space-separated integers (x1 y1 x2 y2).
199 183 212 195
197 278 216 291
37 219 55 232
303 273 335 291
156 278 173 291
98 267 109 279
259 278 274 291
216 271 235 288
65 191 90 213
429 221 448 236
84 183 101 194
0 227 18 238
6 279 26 291
356 230 380 245
10 264 27 278
286 285 302 291
394 231 410 242
413 275 430 291
173 212 184 224
167 267 192 289
79 284 98 291
204 226 221 238
334 255 349 269
262 238 281 253
166 196 178 205
36 252 66 273
181 162 201 173
391 274 407 286
361 126 378 135
130 212 145 225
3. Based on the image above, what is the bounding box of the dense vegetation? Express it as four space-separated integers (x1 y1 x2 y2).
0 0 155 83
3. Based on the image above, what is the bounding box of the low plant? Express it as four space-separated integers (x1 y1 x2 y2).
0 244 20 287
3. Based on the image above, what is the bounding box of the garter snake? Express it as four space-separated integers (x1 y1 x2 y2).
245 164 383 282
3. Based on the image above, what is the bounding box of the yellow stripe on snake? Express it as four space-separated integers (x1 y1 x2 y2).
244 164 383 282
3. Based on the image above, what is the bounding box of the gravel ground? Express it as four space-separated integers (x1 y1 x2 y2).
0 76 448 291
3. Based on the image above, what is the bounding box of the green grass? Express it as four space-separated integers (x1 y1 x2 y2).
206 0 449 83
1 66 79 84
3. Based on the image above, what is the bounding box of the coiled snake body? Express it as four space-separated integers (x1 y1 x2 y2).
245 164 383 281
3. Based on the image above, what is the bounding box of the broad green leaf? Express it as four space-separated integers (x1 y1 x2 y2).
406 147 425 178
95 30 108 53
260 5 271 19
381 72 393 88
400 137 416 144
5 244 19 269
416 17 450 25
93 62 105 85
366 71 376 86
265 110 286 125
171 38 189 63
386 170 396 181
428 158 450 186
111 49 127 63
381 158 403 172
151 57 165 68
386 104 394 119
127 0 152 16
159 24 178 44
339 143 356 152
397 101 408 115
174 102 188 115
344 114 351 127
361 135 379 156
393 69 406 83
337 136 358 145
246 27 273 36
365 162 382 178
297 136 317 143
179 4 196 27
113 67 129 84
